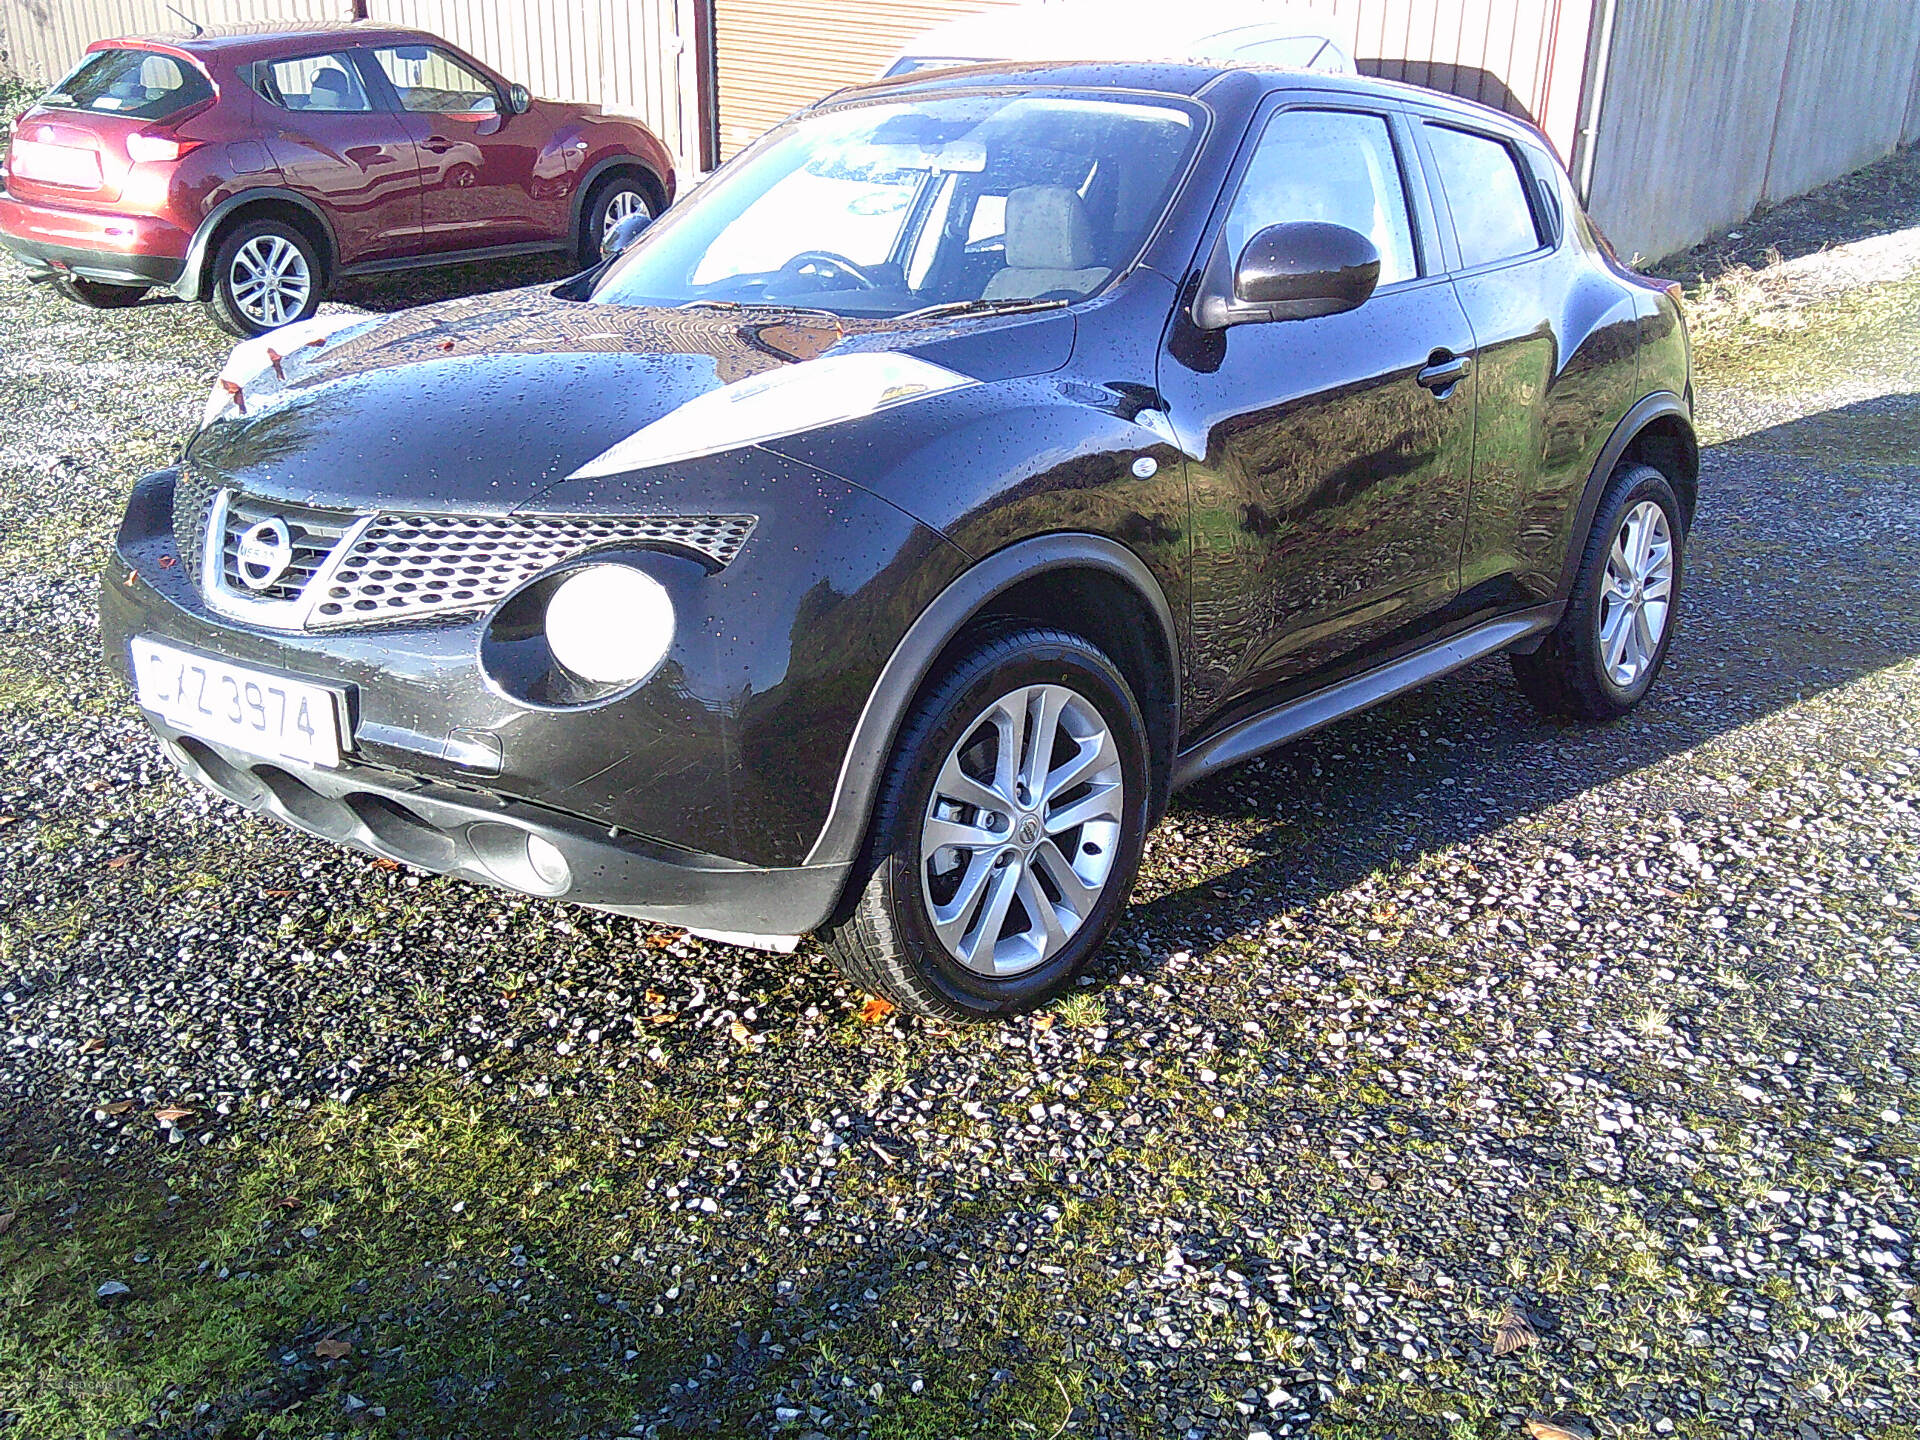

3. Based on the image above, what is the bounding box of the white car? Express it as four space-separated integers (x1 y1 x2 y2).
883 0 1355 78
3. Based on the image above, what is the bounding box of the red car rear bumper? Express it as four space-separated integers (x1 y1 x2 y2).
0 188 190 289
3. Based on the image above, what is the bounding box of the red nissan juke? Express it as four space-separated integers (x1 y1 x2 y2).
0 20 675 335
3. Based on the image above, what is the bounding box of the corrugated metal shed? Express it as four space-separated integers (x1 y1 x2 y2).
711 0 1021 158
1585 0 1920 263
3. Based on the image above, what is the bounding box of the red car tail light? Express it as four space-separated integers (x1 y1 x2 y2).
125 132 200 164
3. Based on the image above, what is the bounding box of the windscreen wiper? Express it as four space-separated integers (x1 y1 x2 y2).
896 296 1071 322
676 299 845 323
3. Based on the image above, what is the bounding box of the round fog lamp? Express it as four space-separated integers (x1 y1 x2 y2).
543 564 674 686
525 834 572 892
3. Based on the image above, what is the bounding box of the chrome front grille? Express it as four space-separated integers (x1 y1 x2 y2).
171 469 223 585
191 487 756 631
220 495 359 603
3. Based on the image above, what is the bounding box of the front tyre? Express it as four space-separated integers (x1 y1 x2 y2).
825 626 1151 1021
1512 462 1686 721
208 219 321 337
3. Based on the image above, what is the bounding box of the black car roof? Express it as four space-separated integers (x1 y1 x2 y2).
832 59 1550 153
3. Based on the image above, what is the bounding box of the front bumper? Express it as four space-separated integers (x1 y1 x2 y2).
98 465 895 939
147 719 849 937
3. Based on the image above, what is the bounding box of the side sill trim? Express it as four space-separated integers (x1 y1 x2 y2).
1171 606 1558 790
337 240 569 278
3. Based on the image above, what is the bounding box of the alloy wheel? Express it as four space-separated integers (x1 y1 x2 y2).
229 234 312 330
600 189 650 255
920 683 1125 977
1597 499 1675 688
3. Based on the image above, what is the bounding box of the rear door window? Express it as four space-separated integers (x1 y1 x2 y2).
255 53 374 113
370 46 499 115
1423 123 1544 269
41 48 212 120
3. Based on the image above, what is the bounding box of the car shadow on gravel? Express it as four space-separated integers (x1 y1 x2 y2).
1118 393 1920 965
329 254 580 314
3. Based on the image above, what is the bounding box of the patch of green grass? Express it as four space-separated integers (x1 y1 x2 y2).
0 1073 767 1438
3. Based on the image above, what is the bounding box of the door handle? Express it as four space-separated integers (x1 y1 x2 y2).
422 138 456 154
1417 352 1472 394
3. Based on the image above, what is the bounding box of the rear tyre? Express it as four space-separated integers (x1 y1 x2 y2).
824 625 1151 1021
579 172 656 267
50 276 149 309
1511 462 1686 722
208 219 322 337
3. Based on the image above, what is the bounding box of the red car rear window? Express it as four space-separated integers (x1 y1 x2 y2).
42 48 214 121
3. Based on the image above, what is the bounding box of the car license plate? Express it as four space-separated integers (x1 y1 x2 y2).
131 638 345 768
8 139 102 189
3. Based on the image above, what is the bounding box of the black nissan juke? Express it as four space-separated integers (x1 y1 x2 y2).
103 61 1696 1019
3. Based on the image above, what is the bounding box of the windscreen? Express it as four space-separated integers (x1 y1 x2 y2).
590 92 1201 318
42 48 213 120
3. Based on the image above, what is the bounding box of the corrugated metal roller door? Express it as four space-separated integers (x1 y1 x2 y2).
714 0 1020 158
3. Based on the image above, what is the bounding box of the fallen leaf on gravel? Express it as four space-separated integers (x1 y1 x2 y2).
645 989 667 1005
274 1195 300 1210
1525 1420 1593 1440
650 1012 678 1025
729 1019 755 1045
1031 1013 1055 1032
645 931 686 949
105 852 140 869
0 815 17 826
1493 1306 1539 1356
312 1337 353 1360
104 1099 133 1116
858 996 896 1024
153 1107 195 1125
369 858 400 871
263 889 294 897
0 1210 15 1235
79 1037 106 1054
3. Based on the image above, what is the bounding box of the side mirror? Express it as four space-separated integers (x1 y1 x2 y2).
604 209 653 258
508 83 532 115
1195 221 1381 329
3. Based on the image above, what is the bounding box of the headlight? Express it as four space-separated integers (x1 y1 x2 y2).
201 313 379 427
566 351 975 479
543 564 675 686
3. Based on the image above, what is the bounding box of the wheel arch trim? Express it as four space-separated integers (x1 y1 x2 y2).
1558 391 1696 602
171 188 340 303
802 533 1180 870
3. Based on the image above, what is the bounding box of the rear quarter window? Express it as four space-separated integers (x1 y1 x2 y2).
1424 122 1544 270
42 48 213 121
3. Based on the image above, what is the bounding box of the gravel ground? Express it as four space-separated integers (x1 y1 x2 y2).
2 200 1918 1438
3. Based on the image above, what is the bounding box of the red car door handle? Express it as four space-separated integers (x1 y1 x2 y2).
422 138 456 154
1417 352 1472 394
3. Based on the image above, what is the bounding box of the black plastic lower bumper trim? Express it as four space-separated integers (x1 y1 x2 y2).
1 234 185 288
147 720 849 937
